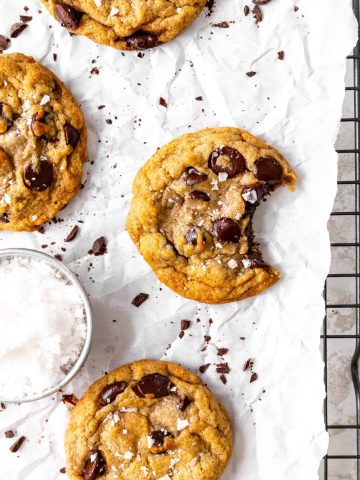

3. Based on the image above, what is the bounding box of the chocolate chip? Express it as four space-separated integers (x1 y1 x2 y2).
90 237 107 256
253 0 271 4
217 348 229 356
185 167 208 186
250 372 258 383
178 396 191 411
23 160 54 191
10 23 28 38
0 213 9 223
242 254 267 268
54 3 83 29
125 31 159 50
255 156 283 182
132 373 174 398
212 217 240 243
132 292 149 307
189 191 210 201
149 430 171 447
181 320 191 330
5 430 14 438
0 35 10 51
278 50 285 60
10 436 26 453
246 71 257 77
185 227 198 246
64 123 80 149
64 225 78 242
244 5 250 15
199 364 210 374
159 97 168 108
208 146 245 178
252 5 263 23
99 381 127 406
83 451 106 480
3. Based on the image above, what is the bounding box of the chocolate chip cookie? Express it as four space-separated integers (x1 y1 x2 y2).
40 0 207 50
126 127 297 304
65 360 232 480
0 53 86 231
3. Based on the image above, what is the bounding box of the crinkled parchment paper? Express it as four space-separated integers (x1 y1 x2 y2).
0 0 357 478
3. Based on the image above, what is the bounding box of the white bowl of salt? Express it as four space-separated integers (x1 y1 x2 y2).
0 248 93 403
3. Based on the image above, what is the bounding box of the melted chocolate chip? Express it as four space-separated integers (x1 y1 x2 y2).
132 373 174 398
83 451 106 480
125 31 159 50
178 396 191 411
149 430 171 447
189 190 210 201
242 254 267 268
54 3 83 29
208 146 246 178
185 167 208 186
212 217 240 243
254 157 283 182
64 123 80 149
185 227 198 245
23 160 54 191
0 213 9 223
99 381 127 406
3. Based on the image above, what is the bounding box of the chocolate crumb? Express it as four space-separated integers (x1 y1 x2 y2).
19 15 32 22
252 5 263 23
204 335 211 342
246 71 257 77
53 53 58 61
54 254 63 261
59 467 66 474
0 35 10 51
64 225 79 242
90 236 107 256
132 292 149 307
10 22 28 38
243 358 253 371
252 0 271 4
106 119 112 124
217 348 229 356
213 21 229 28
220 374 227 384
195 96 203 101
244 5 250 15
5 430 14 438
10 436 26 453
294 5 299 12
181 320 191 331
159 97 168 108
0 402 5 410
62 393 78 410
199 364 210 374
250 372 258 383
216 363 230 374
277 50 285 60
98 105 105 110
179 330 185 339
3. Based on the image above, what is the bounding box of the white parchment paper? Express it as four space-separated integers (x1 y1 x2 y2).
0 0 357 478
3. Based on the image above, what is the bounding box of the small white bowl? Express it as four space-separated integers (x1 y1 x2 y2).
0 248 93 403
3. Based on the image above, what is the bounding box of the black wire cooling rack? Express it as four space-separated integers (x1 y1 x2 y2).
322 1 360 478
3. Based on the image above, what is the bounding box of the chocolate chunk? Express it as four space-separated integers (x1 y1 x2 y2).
178 396 191 411
212 217 240 243
250 372 258 383
64 225 79 242
5 430 14 438
0 213 9 223
246 71 257 77
10 22 28 38
244 5 250 15
10 436 26 453
0 35 10 51
253 0 271 4
159 97 168 108
99 381 127 406
189 190 210 201
199 364 210 374
252 5 263 23
91 237 107 256
23 160 54 191
208 146 245 178
278 50 285 60
195 96 203 101
216 363 230 374
83 451 106 480
217 348 229 356
54 3 83 29
185 227 198 246
255 156 283 182
64 123 80 149
125 31 159 50
131 292 149 307
185 167 208 185
19 15 33 22
242 254 267 269
149 429 171 447
132 373 174 398
181 320 191 331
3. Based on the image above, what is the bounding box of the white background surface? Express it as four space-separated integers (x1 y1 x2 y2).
0 0 357 479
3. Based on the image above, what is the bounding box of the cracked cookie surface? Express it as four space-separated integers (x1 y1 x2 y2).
65 359 232 480
0 53 86 232
126 127 297 304
40 0 207 50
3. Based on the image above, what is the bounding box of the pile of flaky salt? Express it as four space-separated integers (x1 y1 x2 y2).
0 256 87 400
